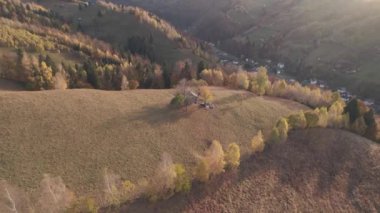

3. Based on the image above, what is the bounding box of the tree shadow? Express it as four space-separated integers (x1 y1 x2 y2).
213 93 255 106
99 104 200 130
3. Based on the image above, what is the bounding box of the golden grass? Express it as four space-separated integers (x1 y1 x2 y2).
0 87 306 195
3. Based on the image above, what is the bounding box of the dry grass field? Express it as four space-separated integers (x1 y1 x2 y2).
0 87 306 196
122 129 380 213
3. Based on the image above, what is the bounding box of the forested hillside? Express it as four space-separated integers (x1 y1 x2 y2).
0 0 214 90
118 0 380 102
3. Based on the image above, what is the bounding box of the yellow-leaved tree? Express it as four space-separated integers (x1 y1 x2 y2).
225 143 240 168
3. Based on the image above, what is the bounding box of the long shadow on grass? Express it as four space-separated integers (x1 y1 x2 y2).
100 104 200 131
128 105 199 125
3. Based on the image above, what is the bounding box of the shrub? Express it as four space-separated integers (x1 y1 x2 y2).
225 143 240 168
287 111 307 129
174 164 191 193
170 93 185 108
251 130 265 154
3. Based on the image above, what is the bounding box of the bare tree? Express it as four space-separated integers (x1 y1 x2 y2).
0 180 31 213
36 174 75 213
103 168 122 206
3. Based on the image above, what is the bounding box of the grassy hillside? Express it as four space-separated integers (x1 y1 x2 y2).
123 129 380 212
0 87 306 195
118 0 380 102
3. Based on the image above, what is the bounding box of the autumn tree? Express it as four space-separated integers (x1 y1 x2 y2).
200 69 224 86
225 143 240 168
287 111 307 129
53 67 67 90
327 100 347 128
195 140 225 182
305 111 320 128
250 66 270 96
197 60 207 79
0 180 31 213
146 153 177 202
316 107 328 128
174 164 191 193
236 71 249 90
363 109 378 140
36 174 76 213
270 127 281 144
103 169 122 205
272 118 289 143
251 130 265 154
129 80 139 89
194 158 210 182
120 74 129 90
199 86 214 104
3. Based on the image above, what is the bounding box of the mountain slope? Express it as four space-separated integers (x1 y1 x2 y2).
123 129 380 212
